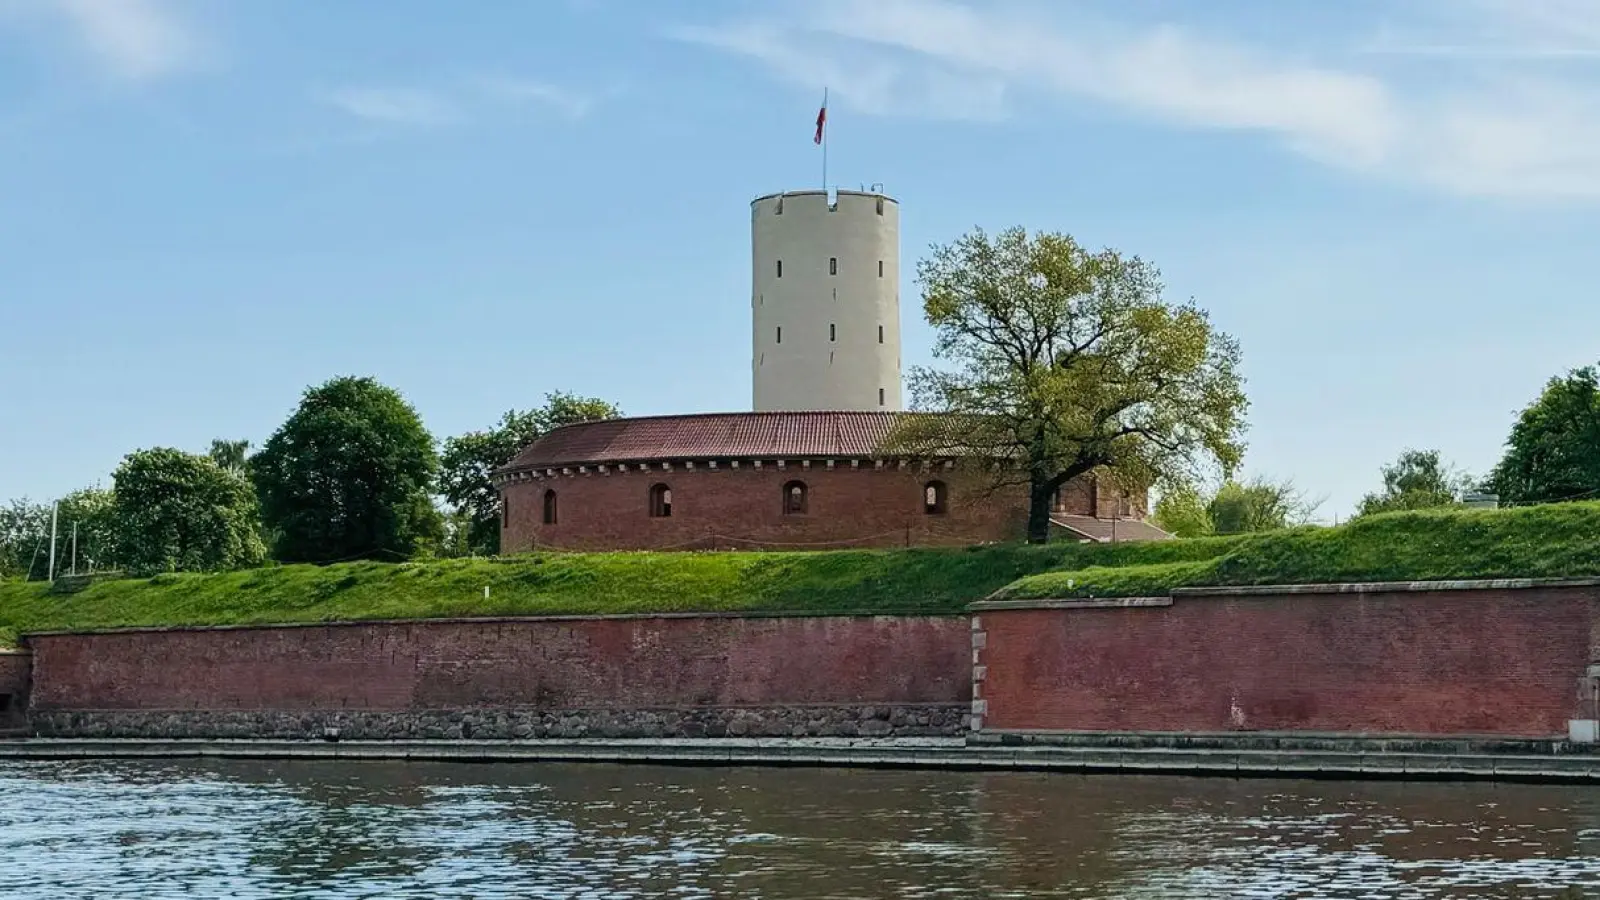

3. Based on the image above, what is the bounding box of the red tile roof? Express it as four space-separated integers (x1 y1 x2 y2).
499 411 955 471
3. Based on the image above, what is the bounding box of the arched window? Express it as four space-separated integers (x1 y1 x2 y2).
924 480 949 515
542 489 558 525
782 480 808 515
649 483 673 518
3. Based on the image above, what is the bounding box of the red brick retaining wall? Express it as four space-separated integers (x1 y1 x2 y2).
0 651 29 727
24 614 971 739
972 582 1600 739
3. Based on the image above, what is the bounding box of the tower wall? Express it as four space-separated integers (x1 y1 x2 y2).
751 190 901 411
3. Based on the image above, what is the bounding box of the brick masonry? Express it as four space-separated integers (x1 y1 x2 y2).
973 583 1600 739
0 651 30 729
24 614 971 740
501 465 1146 553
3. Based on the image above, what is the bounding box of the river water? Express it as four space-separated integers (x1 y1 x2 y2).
2 759 1600 898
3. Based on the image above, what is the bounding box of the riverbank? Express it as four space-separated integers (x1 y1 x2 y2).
6 736 1600 784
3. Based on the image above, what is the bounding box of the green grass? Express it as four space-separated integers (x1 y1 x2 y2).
4 501 1598 645
998 501 1600 600
0 537 1228 645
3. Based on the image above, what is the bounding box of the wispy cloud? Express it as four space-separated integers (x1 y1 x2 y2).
471 76 597 119
672 0 1600 202
1 0 203 79
319 76 600 129
320 87 456 127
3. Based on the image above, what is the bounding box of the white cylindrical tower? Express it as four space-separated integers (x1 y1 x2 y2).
751 190 901 412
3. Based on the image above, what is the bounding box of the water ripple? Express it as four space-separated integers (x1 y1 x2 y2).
2 760 1599 898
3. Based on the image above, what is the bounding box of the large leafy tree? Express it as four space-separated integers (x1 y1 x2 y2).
53 487 119 574
111 449 266 575
1151 484 1213 538
252 376 441 563
1491 365 1600 505
893 226 1248 543
1357 448 1469 517
208 438 252 477
0 498 49 579
1207 477 1318 534
1152 475 1318 537
440 391 622 555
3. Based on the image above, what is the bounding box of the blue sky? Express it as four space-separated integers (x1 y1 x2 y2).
3 0 1599 521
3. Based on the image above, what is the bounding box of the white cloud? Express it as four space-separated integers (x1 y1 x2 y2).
25 0 201 79
471 76 596 119
672 0 1600 201
320 87 456 127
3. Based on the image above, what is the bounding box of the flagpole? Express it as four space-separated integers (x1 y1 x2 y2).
821 87 828 191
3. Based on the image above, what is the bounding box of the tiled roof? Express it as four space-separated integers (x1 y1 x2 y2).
1050 515 1174 543
499 411 957 471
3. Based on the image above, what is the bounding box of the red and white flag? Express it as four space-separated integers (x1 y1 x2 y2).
814 90 827 145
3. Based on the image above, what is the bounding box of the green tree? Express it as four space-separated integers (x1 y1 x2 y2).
1491 364 1600 505
0 498 49 579
208 438 252 476
1151 483 1214 538
440 391 622 555
891 226 1248 543
54 486 119 574
1207 476 1317 534
111 448 266 575
252 376 441 563
1356 448 1468 517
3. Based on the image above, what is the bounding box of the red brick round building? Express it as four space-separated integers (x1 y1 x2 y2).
493 411 1166 552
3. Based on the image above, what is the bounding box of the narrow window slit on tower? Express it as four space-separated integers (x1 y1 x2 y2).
829 323 836 341
879 388 885 406
776 326 782 344
878 260 884 277
829 257 837 275
878 325 884 344
776 260 783 278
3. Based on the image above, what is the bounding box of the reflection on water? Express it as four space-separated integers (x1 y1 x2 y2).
2 759 1599 898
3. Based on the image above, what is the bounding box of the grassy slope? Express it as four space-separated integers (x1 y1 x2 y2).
2 501 1596 644
999 501 1600 600
0 537 1233 644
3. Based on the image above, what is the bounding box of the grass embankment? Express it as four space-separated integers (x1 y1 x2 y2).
2 501 1597 644
998 501 1600 600
0 537 1230 644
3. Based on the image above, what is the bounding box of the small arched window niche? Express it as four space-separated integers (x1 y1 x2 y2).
649 483 673 518
924 480 949 515
782 480 809 516
542 489 558 525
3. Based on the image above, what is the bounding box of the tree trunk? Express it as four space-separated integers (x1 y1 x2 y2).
1027 478 1055 544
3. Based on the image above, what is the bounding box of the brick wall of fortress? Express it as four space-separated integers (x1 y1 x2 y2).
25 615 972 740
500 465 1140 552
21 580 1600 743
973 581 1600 739
0 650 30 728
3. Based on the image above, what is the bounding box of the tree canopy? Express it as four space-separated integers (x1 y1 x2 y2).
111 448 265 575
1151 476 1317 537
439 391 622 555
251 376 441 563
891 226 1248 543
1357 448 1470 517
1491 365 1600 505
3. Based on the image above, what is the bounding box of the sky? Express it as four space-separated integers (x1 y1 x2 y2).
3 0 1600 522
